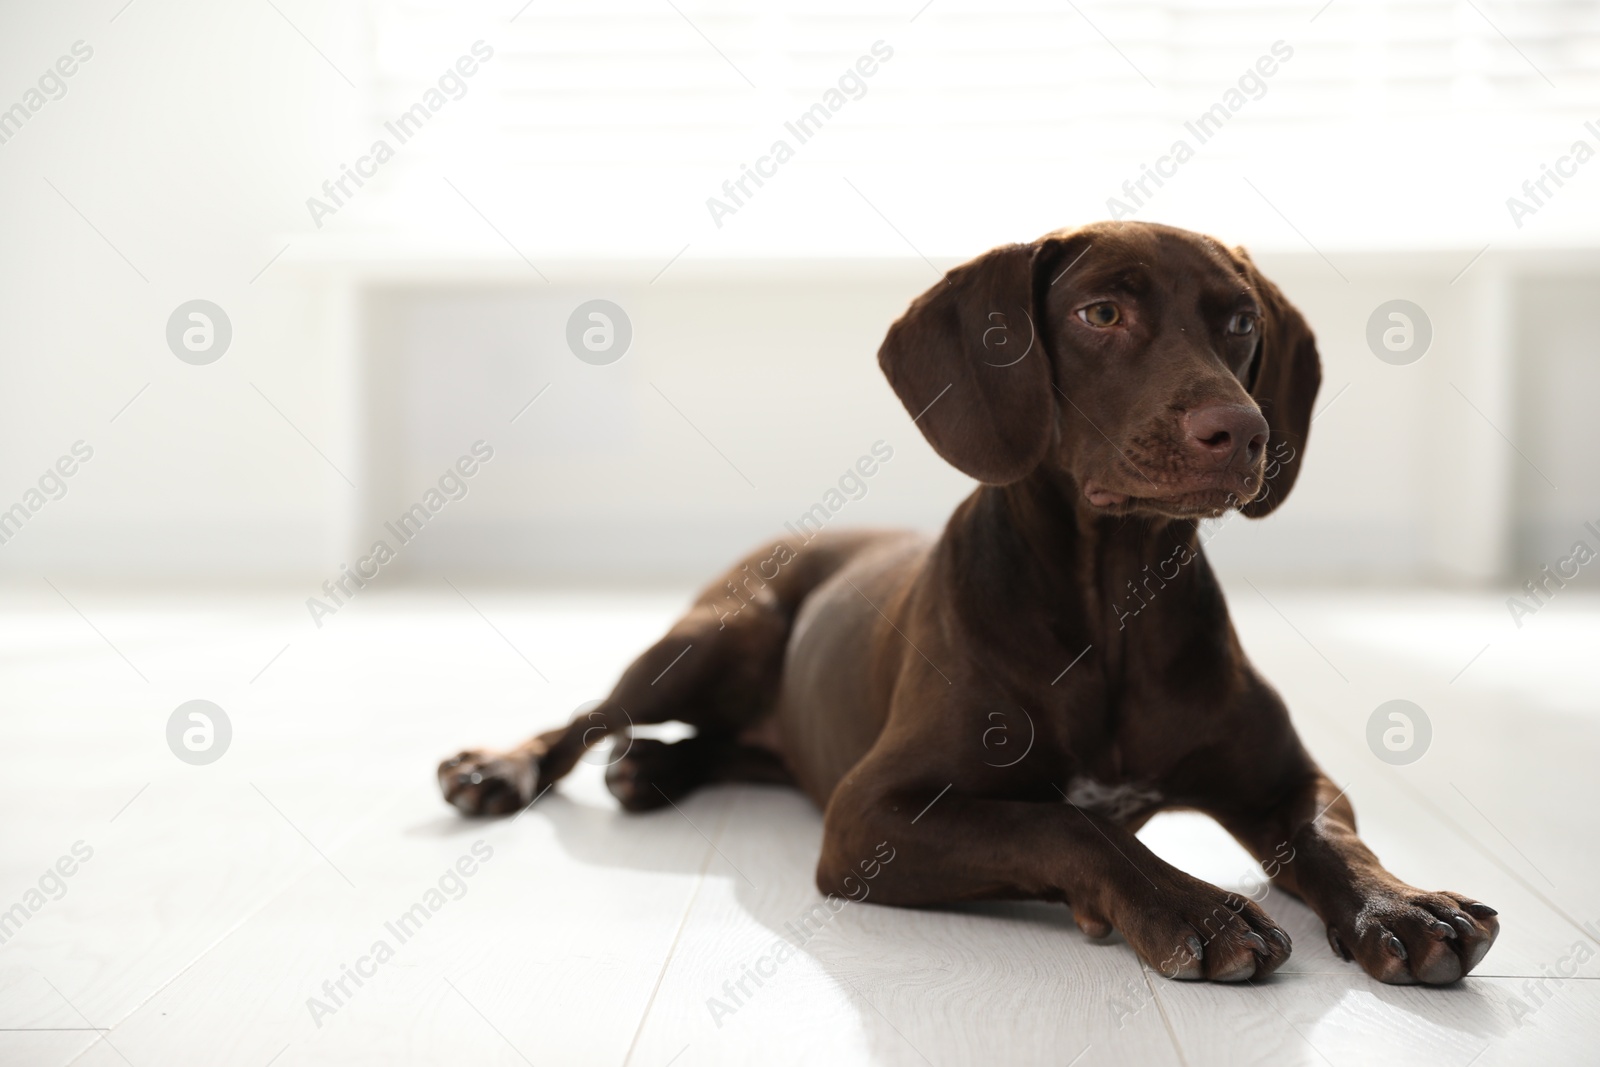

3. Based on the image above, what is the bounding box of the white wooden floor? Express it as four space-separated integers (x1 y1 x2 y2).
2 583 1598 1066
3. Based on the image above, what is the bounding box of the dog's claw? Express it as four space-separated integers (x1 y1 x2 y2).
1382 932 1407 960
1159 932 1206 979
1466 902 1498 918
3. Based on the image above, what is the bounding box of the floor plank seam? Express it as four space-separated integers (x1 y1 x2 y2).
1141 961 1191 1067
620 794 734 1067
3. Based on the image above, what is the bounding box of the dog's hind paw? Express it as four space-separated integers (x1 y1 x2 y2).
1326 887 1499 985
438 748 538 816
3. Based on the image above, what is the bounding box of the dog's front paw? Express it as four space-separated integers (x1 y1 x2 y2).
1104 879 1293 982
1326 888 1498 985
438 748 537 816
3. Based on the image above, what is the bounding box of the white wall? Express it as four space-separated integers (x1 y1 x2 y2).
0 0 356 580
1514 276 1600 573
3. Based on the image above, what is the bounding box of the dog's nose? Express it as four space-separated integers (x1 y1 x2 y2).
1182 403 1269 469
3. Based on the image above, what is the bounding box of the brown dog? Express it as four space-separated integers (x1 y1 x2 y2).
440 220 1498 985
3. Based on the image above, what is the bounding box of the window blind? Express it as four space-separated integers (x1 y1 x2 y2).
325 0 1600 254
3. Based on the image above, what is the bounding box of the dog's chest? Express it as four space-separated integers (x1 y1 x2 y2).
1061 775 1164 821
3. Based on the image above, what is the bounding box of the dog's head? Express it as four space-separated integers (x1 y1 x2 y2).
878 221 1321 519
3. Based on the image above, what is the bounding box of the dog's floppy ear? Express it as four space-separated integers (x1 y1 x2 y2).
878 241 1056 485
1236 249 1321 518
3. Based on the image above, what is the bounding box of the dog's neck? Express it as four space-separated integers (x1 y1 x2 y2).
1005 466 1202 569
944 468 1216 641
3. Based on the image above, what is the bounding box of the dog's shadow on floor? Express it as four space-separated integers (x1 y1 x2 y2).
462 781 1516 1063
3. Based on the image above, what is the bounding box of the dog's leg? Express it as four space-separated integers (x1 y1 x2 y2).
604 736 792 812
817 781 1293 983
440 595 791 816
1214 774 1499 985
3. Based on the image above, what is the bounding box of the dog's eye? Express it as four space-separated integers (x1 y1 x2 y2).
1227 312 1257 336
1077 303 1121 328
